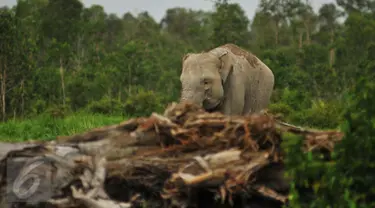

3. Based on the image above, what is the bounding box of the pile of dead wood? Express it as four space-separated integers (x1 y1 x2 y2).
0 102 344 208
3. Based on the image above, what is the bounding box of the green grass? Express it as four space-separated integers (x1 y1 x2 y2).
0 113 127 142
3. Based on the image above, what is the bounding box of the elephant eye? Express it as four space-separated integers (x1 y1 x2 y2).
202 80 211 91
202 79 211 85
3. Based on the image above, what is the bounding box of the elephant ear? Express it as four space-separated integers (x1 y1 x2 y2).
182 53 193 63
210 48 233 84
181 53 193 71
182 53 192 61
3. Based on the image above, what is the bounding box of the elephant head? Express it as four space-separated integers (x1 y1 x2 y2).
179 48 234 111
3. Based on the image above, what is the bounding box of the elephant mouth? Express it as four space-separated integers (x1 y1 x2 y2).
203 99 222 112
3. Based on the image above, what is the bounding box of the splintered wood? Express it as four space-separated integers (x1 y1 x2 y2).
0 102 344 208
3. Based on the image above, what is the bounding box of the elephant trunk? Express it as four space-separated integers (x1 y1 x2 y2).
179 90 204 107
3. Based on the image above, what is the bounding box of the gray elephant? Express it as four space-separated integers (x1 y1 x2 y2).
179 43 275 116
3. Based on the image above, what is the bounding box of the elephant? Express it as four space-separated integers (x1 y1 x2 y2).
179 43 275 116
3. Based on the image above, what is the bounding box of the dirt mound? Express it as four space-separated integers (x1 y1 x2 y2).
0 102 343 208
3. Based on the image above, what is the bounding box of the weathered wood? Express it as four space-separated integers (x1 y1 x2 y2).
0 102 343 208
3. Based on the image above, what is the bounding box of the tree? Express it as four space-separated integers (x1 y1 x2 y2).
40 0 84 107
258 0 290 45
160 7 212 49
0 8 35 120
336 0 375 14
80 5 107 66
318 3 344 67
295 1 318 46
0 10 15 121
250 11 279 50
334 12 375 88
103 13 124 51
210 0 251 48
310 43 375 208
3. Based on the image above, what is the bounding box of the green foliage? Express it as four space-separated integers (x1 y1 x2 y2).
270 89 344 129
285 35 375 208
40 0 83 43
283 132 333 208
123 87 166 117
311 43 375 207
261 47 307 90
1 0 351 124
210 0 251 47
290 99 345 129
85 96 124 115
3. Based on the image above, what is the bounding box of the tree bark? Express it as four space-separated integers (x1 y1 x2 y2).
304 21 311 45
1 58 7 122
128 66 132 94
60 57 66 107
329 29 335 68
21 79 25 119
299 31 303 49
274 20 279 45
118 85 122 101
76 34 83 70
96 42 100 63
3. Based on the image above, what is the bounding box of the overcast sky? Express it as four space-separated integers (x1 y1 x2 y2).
1 0 334 22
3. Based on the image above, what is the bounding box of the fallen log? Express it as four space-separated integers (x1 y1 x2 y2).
0 102 344 208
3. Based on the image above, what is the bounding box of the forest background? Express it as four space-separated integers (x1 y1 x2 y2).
1 0 375 207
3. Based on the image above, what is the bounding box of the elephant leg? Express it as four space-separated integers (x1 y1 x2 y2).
254 80 273 114
220 74 245 116
242 81 259 115
243 68 274 115
242 93 253 115
243 90 270 115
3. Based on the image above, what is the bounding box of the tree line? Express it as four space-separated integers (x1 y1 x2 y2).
0 0 372 125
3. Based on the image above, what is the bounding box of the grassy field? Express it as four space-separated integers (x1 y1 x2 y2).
0 113 127 142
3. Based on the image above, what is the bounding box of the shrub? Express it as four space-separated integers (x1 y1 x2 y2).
285 42 375 208
85 96 124 115
290 99 345 129
268 102 294 120
123 87 166 117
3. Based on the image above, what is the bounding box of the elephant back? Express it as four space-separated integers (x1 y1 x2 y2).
217 43 260 68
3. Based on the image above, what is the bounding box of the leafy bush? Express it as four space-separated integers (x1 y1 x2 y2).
285 41 375 208
123 87 166 117
85 96 124 115
268 102 294 119
290 99 345 129
45 103 71 119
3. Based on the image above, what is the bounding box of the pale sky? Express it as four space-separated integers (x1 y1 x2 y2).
1 0 334 22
